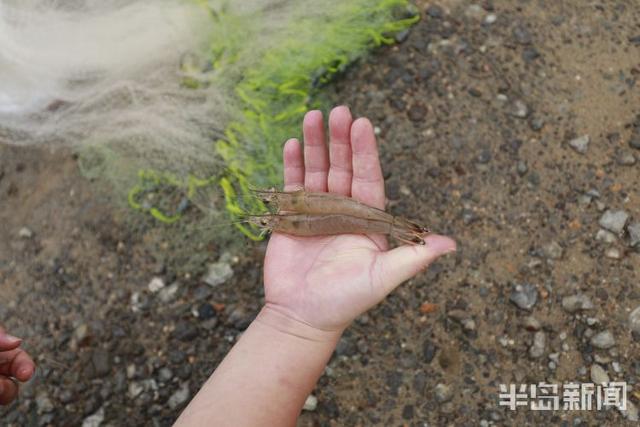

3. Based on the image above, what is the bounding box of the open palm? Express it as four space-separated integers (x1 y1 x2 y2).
263 107 456 332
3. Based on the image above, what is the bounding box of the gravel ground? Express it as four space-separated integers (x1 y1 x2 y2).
1 1 640 426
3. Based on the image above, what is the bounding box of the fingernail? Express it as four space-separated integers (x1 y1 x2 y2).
3 334 21 344
18 366 33 379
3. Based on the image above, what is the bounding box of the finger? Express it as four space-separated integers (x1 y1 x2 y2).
327 106 353 195
0 332 22 352
350 118 385 209
10 350 35 382
303 110 329 192
0 377 18 405
283 138 304 191
374 235 456 296
0 348 35 381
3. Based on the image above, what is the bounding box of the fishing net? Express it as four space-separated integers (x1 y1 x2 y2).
0 0 418 239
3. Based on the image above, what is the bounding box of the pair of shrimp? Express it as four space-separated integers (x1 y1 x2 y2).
245 189 429 245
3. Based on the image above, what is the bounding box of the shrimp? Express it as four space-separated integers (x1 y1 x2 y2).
247 213 426 245
252 189 428 234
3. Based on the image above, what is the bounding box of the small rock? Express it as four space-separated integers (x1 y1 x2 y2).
395 29 410 43
36 393 54 414
128 382 144 399
522 316 542 331
425 5 444 19
423 340 437 363
74 323 91 346
599 210 629 234
148 277 165 293
91 350 111 378
434 383 452 403
516 160 528 176
595 229 617 244
621 400 639 422
18 227 33 239
561 294 594 313
158 367 173 383
590 364 609 385
568 135 590 154
173 321 198 342
202 261 233 287
542 241 563 259
484 14 497 25
168 382 190 410
512 24 532 45
529 331 546 359
605 247 621 259
590 330 615 349
529 116 545 131
158 282 180 303
303 394 318 411
509 283 538 311
629 306 640 334
407 104 427 122
616 150 636 166
508 99 529 118
196 303 216 320
82 407 105 427
627 222 640 248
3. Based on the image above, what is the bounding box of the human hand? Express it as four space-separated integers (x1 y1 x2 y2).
263 106 456 334
0 327 35 405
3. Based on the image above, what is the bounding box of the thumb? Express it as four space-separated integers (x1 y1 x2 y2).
374 234 456 296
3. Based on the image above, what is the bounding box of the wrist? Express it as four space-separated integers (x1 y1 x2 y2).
256 304 344 344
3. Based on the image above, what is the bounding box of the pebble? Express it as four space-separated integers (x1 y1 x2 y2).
629 306 640 334
605 247 621 259
159 282 180 303
484 14 497 25
599 210 629 235
590 330 615 349
82 407 105 427
36 393 54 414
616 150 636 166
522 316 542 331
202 261 233 287
423 340 437 363
158 367 174 383
509 283 538 311
529 331 546 359
542 241 563 259
303 394 318 411
425 4 444 19
91 349 111 378
18 227 33 239
173 321 198 342
590 364 609 385
595 229 617 244
434 383 453 403
128 382 144 399
627 222 640 248
148 277 165 293
562 294 594 313
516 160 528 176
529 116 545 131
74 323 91 346
196 303 216 320
568 135 590 154
512 24 532 45
508 99 529 118
168 383 190 410
622 401 639 422
408 104 427 122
